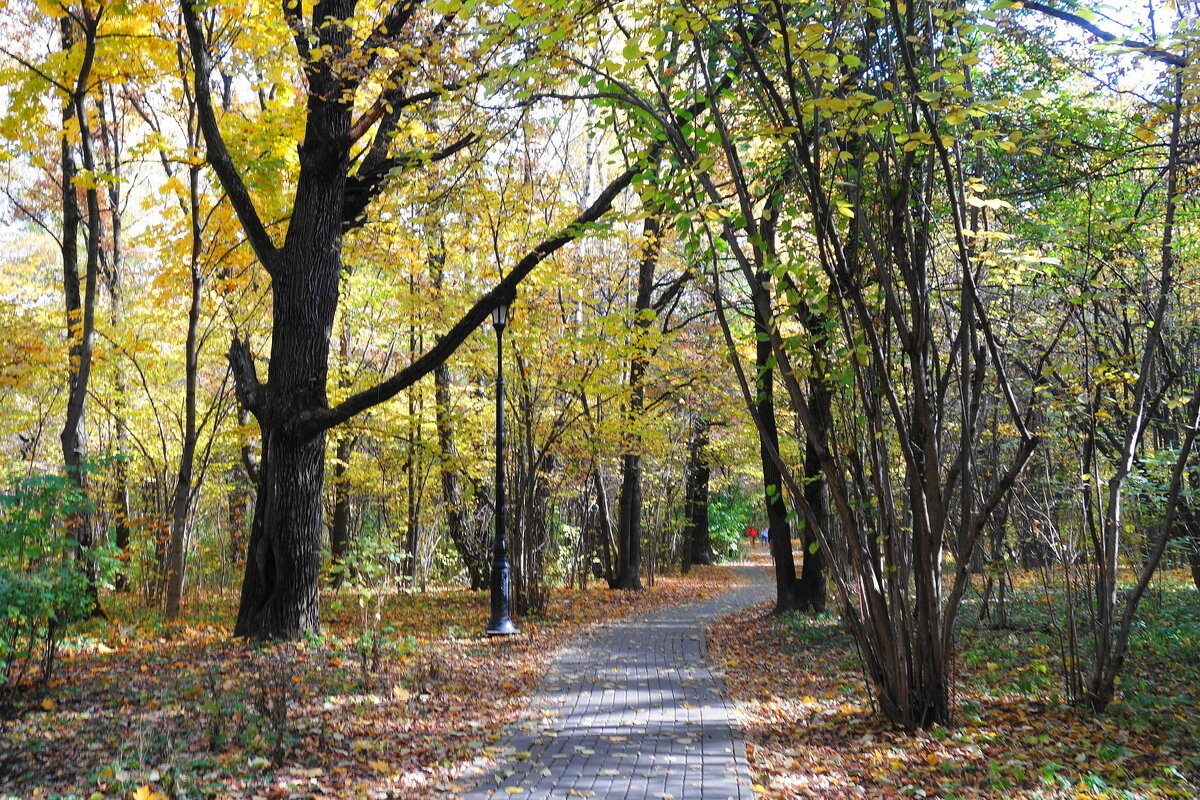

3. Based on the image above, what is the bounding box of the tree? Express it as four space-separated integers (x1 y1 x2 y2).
180 0 645 637
605 0 1044 727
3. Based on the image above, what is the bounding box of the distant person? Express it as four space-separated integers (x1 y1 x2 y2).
747 525 758 547
760 527 769 546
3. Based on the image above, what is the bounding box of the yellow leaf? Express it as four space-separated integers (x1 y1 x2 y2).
367 760 390 772
41 698 56 711
504 788 525 795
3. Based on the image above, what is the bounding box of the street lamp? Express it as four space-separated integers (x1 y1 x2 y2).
486 296 518 636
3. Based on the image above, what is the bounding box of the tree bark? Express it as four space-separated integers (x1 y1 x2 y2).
96 84 134 595
1190 537 1200 592
434 359 486 590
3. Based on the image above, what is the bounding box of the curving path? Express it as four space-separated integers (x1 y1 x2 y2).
461 564 772 800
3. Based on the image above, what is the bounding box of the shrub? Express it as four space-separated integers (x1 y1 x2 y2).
0 471 103 695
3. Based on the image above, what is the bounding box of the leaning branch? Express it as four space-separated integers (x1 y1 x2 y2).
304 158 647 436
180 0 280 274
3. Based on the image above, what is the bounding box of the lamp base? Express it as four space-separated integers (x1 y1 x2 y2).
485 617 519 636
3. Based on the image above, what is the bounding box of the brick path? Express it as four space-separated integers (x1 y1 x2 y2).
461 565 772 799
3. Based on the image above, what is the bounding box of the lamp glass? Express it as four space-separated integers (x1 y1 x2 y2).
492 302 510 327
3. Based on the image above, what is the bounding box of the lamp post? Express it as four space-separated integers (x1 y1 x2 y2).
486 297 518 636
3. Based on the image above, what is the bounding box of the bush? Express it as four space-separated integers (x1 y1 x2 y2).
0 471 103 695
709 484 758 561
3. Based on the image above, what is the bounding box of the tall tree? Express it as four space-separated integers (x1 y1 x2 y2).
57 3 106 613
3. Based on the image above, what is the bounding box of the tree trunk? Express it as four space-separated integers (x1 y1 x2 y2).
98 85 133 595
434 360 486 590
1189 538 1200 592
752 267 801 614
429 241 488 590
403 311 422 582
231 175 344 639
58 12 103 617
613 214 663 591
682 417 713 569
592 468 616 584
614 451 644 590
234 425 327 638
328 433 354 587
1084 69 1185 714
795 382 829 612
182 0 645 638
164 165 204 620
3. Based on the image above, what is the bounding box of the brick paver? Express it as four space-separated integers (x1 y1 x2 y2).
461 565 772 799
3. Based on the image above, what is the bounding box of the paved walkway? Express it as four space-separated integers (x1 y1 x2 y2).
461 563 773 799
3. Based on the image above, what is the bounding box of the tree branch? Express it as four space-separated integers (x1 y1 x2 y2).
343 133 479 230
180 0 280 274
1018 1 1186 68
305 158 648 435
228 336 263 419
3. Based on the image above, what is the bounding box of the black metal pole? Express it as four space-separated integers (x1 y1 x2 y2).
487 316 517 635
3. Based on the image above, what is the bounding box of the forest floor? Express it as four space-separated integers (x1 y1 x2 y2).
0 565 743 799
713 554 1200 800
3 557 1197 800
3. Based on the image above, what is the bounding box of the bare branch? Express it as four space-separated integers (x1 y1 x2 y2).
1018 1 1186 68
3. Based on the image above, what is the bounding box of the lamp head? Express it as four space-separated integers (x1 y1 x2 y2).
492 302 510 328
492 289 516 329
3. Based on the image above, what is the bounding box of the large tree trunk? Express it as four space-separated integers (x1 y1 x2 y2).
231 157 345 639
234 426 327 638
183 0 644 639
